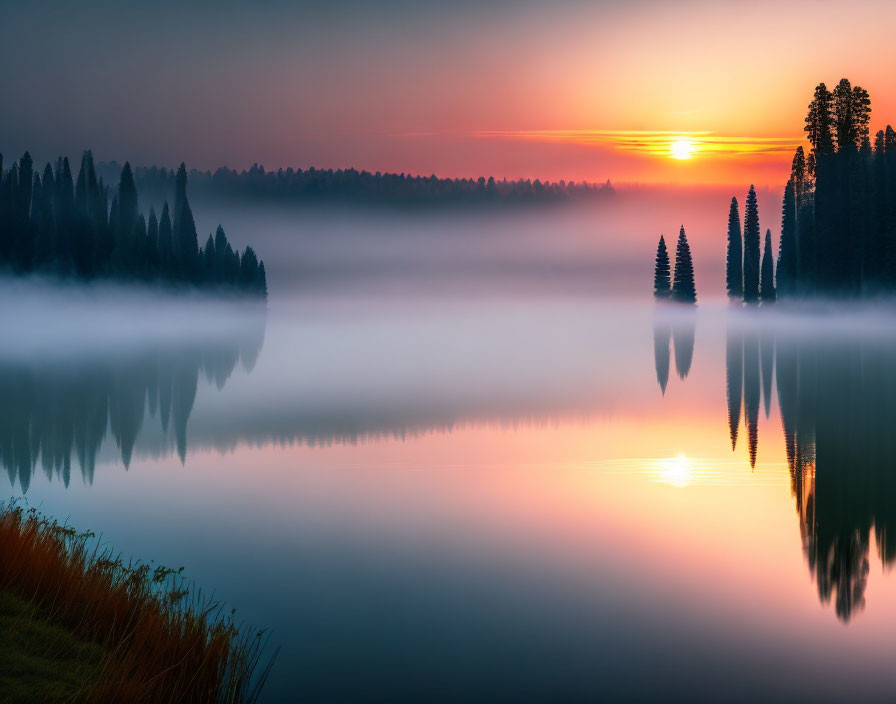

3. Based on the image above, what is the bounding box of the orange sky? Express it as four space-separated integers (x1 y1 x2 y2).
5 1 896 185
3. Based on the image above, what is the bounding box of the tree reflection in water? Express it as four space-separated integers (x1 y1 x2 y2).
0 310 265 493
722 321 896 622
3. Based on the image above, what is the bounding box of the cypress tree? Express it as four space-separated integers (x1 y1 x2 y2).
726 197 742 298
653 234 671 299
777 180 797 295
742 185 761 302
760 229 776 303
671 226 696 304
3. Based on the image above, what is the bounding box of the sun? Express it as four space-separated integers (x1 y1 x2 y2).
670 138 696 160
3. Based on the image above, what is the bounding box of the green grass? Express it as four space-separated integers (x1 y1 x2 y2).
0 590 104 702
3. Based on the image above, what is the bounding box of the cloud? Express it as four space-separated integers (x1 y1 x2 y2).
471 130 803 158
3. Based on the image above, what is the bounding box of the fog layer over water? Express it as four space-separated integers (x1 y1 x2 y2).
4 198 896 702
186 185 782 298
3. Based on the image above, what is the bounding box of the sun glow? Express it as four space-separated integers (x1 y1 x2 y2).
670 138 695 160
659 454 692 487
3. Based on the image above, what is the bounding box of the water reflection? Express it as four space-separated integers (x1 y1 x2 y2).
721 321 896 621
0 315 265 492
653 307 696 392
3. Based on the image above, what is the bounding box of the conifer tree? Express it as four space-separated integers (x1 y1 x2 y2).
203 233 216 281
671 226 696 304
777 180 797 295
760 229 776 303
726 197 742 298
742 185 761 302
805 83 835 160
175 199 199 281
34 165 56 270
113 163 139 273
653 234 671 299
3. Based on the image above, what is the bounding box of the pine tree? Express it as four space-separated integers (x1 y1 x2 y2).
653 234 671 299
805 82 835 159
726 197 742 298
760 229 776 303
742 185 761 302
671 226 696 304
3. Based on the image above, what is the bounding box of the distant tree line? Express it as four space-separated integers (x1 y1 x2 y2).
97 162 616 209
654 226 696 304
0 151 267 299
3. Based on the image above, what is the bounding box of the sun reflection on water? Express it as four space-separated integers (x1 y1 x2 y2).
658 454 692 487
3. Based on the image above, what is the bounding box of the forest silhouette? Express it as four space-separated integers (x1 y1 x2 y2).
104 162 616 210
0 151 267 298
727 78 896 301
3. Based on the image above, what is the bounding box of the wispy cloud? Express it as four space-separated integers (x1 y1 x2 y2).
470 129 803 158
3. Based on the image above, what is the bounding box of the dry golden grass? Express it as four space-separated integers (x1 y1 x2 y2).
0 502 273 703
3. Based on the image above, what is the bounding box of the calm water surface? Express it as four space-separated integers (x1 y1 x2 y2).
4 277 896 702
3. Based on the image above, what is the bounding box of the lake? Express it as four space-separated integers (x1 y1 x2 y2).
3 203 896 703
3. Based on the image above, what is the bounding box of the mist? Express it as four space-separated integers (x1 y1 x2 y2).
180 183 783 300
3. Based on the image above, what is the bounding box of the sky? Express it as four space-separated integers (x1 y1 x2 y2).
3 0 896 185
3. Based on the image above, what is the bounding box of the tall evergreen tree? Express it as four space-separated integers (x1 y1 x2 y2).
653 234 671 299
671 226 696 304
113 163 139 273
175 198 199 281
203 233 216 282
761 229 776 303
742 185 761 302
778 179 797 295
805 82 835 160
726 197 742 298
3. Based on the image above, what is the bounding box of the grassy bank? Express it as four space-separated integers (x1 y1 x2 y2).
0 503 271 703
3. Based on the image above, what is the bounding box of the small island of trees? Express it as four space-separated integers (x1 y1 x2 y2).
0 151 267 299
654 226 697 304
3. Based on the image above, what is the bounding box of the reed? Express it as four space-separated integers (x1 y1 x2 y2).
0 502 273 703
